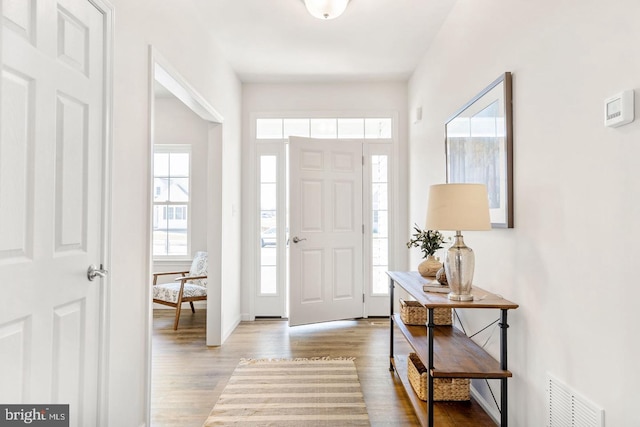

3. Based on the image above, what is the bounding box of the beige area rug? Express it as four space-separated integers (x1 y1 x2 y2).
203 357 371 426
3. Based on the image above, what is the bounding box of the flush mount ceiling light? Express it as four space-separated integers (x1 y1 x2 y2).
303 0 350 20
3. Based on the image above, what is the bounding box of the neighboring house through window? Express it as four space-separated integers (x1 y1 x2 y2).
153 146 191 258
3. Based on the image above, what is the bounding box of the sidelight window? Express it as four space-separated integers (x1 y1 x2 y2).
371 155 389 295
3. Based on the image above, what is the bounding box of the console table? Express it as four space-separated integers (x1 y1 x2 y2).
388 271 518 426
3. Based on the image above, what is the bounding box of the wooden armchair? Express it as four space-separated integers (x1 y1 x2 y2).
152 251 208 330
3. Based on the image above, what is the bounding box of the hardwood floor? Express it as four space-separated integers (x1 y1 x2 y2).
151 310 496 426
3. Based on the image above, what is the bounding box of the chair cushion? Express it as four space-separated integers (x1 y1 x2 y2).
153 282 207 304
188 251 208 287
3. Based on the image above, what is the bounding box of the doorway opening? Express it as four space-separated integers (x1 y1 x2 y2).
250 116 396 323
146 47 224 421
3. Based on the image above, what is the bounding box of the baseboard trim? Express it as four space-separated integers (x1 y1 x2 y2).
470 382 500 424
222 315 242 344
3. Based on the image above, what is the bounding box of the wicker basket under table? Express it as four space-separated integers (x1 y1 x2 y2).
407 353 470 401
399 299 452 326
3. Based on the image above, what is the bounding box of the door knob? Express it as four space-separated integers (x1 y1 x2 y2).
87 264 108 281
292 236 307 243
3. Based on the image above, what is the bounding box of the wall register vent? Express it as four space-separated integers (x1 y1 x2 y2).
547 374 604 427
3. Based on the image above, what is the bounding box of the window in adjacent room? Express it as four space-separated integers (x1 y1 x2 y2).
153 146 191 258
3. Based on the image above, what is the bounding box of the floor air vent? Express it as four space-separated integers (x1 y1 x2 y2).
547 374 604 427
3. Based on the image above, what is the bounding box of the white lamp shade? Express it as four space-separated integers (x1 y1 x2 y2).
304 0 350 20
425 183 491 231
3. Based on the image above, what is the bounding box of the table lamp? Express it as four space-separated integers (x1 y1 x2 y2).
425 184 491 301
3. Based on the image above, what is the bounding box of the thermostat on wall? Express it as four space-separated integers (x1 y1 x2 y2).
604 90 634 127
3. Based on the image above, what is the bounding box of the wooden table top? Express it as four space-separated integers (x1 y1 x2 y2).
387 271 519 310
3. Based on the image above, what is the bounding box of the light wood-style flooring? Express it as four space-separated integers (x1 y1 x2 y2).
151 309 496 426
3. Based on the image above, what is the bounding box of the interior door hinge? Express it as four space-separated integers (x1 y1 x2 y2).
362 224 365 234
362 155 365 165
363 294 365 303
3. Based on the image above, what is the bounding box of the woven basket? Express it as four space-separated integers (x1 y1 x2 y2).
399 299 452 326
407 353 470 401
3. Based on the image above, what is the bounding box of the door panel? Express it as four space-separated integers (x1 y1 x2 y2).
51 300 86 407
301 180 323 231
0 68 34 260
0 318 29 402
3 0 36 43
333 247 355 299
0 1 106 424
55 93 88 252
334 180 355 231
289 137 363 326
300 249 323 303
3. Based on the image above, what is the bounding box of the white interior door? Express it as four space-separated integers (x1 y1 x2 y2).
0 0 107 424
289 137 363 326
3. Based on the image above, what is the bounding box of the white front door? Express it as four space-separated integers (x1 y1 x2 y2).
0 0 107 425
289 137 363 326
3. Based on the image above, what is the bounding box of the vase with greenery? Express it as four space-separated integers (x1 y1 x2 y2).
406 224 446 277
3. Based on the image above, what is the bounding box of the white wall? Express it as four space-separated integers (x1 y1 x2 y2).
241 82 409 319
409 0 640 425
107 0 242 425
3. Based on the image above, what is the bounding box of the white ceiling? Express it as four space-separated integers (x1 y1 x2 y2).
192 0 457 83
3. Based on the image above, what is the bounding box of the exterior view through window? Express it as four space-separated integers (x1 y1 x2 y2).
371 155 389 294
153 147 190 257
256 118 391 140
260 155 278 294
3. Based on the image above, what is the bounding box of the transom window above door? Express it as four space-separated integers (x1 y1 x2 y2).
256 118 392 140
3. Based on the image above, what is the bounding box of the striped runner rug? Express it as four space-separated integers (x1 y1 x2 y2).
203 357 370 426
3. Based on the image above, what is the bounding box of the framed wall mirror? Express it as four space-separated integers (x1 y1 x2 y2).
445 72 513 228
